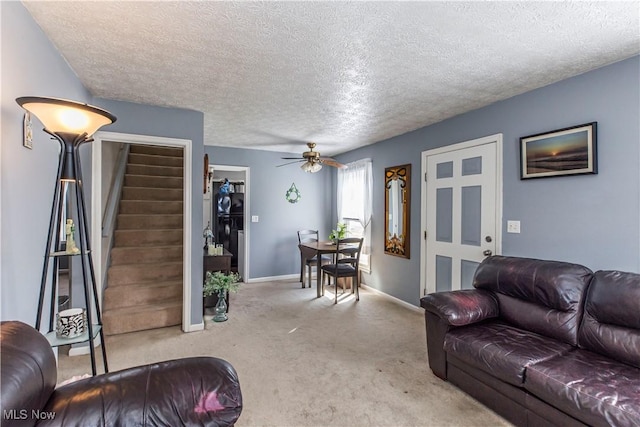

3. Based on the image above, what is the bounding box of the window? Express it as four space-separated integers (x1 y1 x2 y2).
337 159 372 273
343 218 364 238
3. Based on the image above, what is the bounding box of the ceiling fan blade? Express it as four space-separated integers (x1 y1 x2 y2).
276 159 305 167
320 158 346 169
281 157 302 160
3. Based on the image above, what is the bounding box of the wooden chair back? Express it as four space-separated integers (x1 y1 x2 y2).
336 237 363 266
297 229 319 244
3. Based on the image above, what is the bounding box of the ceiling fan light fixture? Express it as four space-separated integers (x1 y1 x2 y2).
300 161 322 173
300 161 313 172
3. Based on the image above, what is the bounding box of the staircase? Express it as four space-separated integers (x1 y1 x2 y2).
102 145 184 335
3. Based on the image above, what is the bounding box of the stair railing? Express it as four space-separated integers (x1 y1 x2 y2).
102 144 130 237
101 143 130 289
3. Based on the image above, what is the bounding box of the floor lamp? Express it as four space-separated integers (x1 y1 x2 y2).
17 97 116 375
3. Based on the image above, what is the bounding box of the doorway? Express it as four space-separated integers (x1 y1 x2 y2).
205 164 250 282
91 131 194 332
420 134 503 296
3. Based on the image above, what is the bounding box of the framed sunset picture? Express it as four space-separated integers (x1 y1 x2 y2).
520 122 597 179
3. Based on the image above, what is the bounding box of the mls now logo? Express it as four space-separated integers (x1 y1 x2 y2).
3 409 55 420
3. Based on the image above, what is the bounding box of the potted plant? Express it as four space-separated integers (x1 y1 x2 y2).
203 271 241 322
329 222 347 243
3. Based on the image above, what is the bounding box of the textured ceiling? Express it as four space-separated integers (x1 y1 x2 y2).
22 1 640 156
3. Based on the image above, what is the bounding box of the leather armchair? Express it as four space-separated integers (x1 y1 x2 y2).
1 321 242 426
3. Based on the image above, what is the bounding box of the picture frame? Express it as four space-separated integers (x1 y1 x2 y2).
520 122 597 179
23 112 33 149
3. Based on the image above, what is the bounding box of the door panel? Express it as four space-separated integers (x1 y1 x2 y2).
424 142 498 294
436 188 453 242
461 185 482 246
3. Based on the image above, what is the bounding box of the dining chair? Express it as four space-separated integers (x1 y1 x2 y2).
297 229 322 289
320 237 364 304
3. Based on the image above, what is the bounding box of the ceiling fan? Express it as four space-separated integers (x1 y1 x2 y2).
278 143 346 173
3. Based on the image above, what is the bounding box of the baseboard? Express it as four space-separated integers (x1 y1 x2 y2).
184 322 204 332
360 283 422 313
246 273 299 283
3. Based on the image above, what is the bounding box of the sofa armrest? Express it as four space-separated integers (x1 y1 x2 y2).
420 290 498 380
38 357 242 427
420 289 499 326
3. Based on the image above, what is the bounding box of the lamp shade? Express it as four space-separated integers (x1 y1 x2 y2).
300 161 313 172
300 161 322 173
16 97 116 137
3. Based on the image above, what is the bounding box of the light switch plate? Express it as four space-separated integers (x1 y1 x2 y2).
507 220 520 233
251 215 259 223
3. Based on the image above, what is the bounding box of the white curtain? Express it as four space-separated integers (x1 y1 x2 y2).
337 158 372 270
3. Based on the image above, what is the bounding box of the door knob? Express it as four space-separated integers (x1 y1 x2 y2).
483 249 493 256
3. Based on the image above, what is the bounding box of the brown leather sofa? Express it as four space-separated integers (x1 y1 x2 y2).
420 256 640 427
0 320 243 426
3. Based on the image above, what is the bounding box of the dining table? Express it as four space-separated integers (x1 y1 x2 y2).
298 241 337 298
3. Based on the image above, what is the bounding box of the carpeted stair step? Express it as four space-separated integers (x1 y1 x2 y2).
114 229 182 247
116 214 183 230
110 245 183 265
124 174 183 189
130 145 183 158
121 187 183 201
102 300 182 336
104 280 182 309
126 164 183 177
108 261 183 286
119 200 183 214
128 153 183 168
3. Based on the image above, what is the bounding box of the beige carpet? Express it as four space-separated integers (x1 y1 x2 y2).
58 279 511 427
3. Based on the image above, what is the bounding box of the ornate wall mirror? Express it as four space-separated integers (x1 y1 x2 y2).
385 164 411 258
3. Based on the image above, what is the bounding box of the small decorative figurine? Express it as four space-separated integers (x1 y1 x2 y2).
203 222 214 250
65 219 80 254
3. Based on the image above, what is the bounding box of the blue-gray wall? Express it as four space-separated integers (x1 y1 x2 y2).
1 2 94 323
2 1 638 321
204 146 333 279
336 56 640 306
1 3 208 326
93 99 205 325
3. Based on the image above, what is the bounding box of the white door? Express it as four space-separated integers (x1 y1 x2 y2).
421 135 502 295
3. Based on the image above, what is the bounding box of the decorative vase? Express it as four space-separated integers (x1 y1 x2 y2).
56 308 87 338
212 290 228 322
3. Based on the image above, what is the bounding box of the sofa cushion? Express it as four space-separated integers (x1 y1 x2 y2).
525 348 640 427
444 321 572 387
473 256 593 345
579 270 640 368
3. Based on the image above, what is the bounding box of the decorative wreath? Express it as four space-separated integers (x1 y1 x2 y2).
286 183 301 203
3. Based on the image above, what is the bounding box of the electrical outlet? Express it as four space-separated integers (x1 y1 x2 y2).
507 220 520 233
251 215 259 223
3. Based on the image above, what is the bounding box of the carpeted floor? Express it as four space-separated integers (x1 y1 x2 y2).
58 279 510 427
